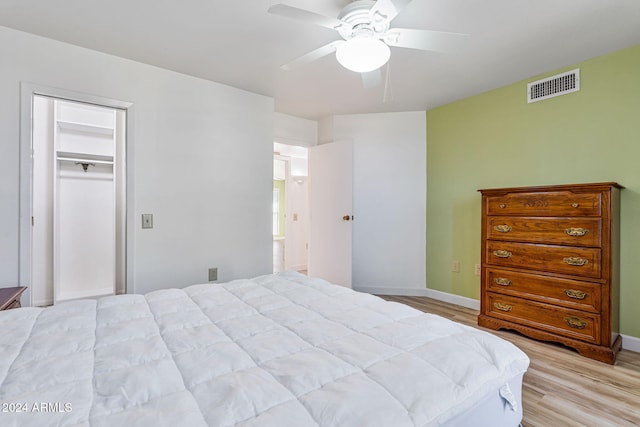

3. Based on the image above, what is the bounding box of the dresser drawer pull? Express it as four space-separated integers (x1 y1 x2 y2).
493 250 512 258
564 289 588 300
571 203 579 208
565 227 589 237
563 257 589 266
494 277 512 286
564 316 588 329
494 225 512 233
499 203 506 209
494 302 512 312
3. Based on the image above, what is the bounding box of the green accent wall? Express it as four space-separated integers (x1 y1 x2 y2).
273 180 285 239
426 44 640 338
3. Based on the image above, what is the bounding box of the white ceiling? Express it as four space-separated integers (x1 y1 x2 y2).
1 0 639 120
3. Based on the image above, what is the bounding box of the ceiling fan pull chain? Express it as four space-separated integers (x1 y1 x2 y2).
383 62 393 103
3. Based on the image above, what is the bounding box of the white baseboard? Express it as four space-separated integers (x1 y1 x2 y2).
621 334 640 353
354 286 429 297
353 286 480 310
422 288 480 310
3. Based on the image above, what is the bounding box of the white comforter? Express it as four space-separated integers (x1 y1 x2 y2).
0 272 529 427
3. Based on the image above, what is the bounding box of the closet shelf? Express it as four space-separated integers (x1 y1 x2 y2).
57 120 114 136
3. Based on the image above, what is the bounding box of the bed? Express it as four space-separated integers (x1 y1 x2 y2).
0 271 529 426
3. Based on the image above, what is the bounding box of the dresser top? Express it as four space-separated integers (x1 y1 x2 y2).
479 182 623 194
0 286 27 310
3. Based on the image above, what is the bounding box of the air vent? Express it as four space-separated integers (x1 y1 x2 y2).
527 69 580 103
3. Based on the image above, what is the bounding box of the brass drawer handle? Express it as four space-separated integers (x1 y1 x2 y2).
494 277 512 286
565 227 589 237
564 289 588 300
494 225 512 233
493 250 512 258
564 316 588 329
494 302 512 312
499 203 506 209
571 203 579 208
563 257 589 266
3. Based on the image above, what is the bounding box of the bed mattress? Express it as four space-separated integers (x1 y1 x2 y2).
0 272 529 426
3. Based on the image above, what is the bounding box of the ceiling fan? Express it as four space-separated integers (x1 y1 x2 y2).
268 0 467 76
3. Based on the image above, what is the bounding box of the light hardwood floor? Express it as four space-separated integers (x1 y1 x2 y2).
381 295 640 427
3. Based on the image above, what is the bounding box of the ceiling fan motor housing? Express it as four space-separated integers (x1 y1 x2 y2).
338 1 389 40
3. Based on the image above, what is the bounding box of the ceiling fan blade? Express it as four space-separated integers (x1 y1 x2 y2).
281 40 344 71
361 69 382 88
268 4 345 30
369 0 413 23
384 28 468 52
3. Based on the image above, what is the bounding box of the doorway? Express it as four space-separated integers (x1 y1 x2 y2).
28 94 127 305
273 143 309 274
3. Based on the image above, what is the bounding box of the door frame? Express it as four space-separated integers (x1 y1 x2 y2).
19 83 135 306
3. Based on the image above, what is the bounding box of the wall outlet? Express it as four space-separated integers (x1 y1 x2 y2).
141 213 153 229
208 267 218 282
474 264 481 276
452 260 460 273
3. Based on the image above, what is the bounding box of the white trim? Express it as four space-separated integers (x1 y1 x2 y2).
621 334 640 354
19 82 136 306
424 288 480 310
353 286 429 296
353 286 481 310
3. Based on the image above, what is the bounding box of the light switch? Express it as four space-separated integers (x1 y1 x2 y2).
142 214 153 229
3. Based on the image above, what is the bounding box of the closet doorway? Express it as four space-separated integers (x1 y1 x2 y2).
30 95 127 305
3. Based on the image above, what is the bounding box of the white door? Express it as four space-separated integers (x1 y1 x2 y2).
308 140 353 287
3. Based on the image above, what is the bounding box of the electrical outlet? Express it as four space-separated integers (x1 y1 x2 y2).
452 260 460 273
208 267 218 282
141 214 153 229
474 264 481 276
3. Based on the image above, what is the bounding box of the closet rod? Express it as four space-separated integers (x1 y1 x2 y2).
57 156 114 165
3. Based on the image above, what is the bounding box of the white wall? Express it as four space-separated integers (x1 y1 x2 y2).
285 177 309 271
330 112 427 293
0 26 274 301
317 116 334 144
274 112 317 147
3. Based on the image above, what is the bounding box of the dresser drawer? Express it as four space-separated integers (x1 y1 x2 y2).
486 191 602 216
486 241 601 278
486 268 600 312
487 216 602 247
487 293 600 343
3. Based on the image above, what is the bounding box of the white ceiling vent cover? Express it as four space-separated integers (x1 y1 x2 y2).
527 69 580 103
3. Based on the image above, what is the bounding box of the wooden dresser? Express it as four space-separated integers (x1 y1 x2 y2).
478 183 622 364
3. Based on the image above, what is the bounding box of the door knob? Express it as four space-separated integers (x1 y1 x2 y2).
342 215 352 221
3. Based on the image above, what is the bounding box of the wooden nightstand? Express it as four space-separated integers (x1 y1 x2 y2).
0 286 27 311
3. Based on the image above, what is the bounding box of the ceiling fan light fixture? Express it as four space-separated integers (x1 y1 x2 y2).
336 37 390 73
